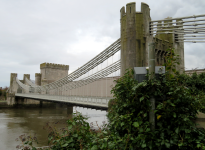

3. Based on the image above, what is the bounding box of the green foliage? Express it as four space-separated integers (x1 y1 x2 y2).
164 48 180 78
15 134 38 150
48 113 92 150
0 87 8 100
0 89 2 97
177 72 205 113
108 69 205 149
47 113 132 150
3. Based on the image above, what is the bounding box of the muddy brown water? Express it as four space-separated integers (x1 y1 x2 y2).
1 104 205 150
0 105 107 150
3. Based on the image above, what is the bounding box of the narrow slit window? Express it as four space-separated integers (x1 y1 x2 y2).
130 7 131 13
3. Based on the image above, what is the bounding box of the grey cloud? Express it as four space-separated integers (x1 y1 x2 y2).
0 0 205 87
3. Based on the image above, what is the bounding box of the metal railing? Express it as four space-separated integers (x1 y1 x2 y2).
15 93 110 109
150 14 205 43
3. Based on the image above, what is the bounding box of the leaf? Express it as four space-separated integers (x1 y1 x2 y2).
140 97 144 102
172 69 176 72
121 122 124 127
175 127 179 134
146 128 150 132
62 143 68 147
72 134 78 137
165 142 170 148
144 113 147 117
133 122 139 128
170 103 175 106
184 117 188 121
91 145 98 150
185 129 191 133
67 138 73 143
197 144 201 148
154 110 158 113
142 143 146 148
178 142 183 147
173 113 176 118
157 115 161 120
68 125 72 130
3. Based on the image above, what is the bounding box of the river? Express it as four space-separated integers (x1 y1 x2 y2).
0 105 107 149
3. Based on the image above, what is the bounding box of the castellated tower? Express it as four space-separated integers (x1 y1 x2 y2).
9 73 18 93
23 74 30 85
40 63 69 85
120 2 151 76
35 73 41 86
120 2 184 75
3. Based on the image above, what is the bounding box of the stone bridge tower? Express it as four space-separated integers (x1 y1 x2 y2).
120 2 184 75
40 63 69 86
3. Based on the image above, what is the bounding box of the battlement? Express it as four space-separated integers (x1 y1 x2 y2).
23 74 30 80
141 2 149 7
40 63 69 70
24 74 30 77
11 73 17 76
126 2 135 5
35 73 41 77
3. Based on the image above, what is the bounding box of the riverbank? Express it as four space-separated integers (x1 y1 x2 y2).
0 100 13 108
0 100 60 108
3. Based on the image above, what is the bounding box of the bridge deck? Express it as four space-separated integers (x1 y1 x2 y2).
15 93 110 110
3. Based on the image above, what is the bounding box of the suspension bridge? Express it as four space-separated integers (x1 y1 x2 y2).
7 2 205 110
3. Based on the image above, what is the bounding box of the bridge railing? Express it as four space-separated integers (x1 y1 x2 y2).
15 93 110 109
150 14 205 43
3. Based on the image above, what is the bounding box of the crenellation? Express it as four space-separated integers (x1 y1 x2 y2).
40 63 69 70
35 73 41 86
23 74 30 81
35 73 41 77
141 2 149 6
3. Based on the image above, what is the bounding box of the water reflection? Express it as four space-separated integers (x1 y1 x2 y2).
0 105 107 149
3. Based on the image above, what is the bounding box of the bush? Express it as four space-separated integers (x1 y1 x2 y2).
108 69 205 149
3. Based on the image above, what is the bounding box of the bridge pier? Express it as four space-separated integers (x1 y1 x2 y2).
67 106 73 118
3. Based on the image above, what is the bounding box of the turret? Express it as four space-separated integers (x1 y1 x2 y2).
35 73 41 86
40 62 69 85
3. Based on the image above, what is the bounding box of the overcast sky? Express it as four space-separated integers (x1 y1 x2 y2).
0 0 205 87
